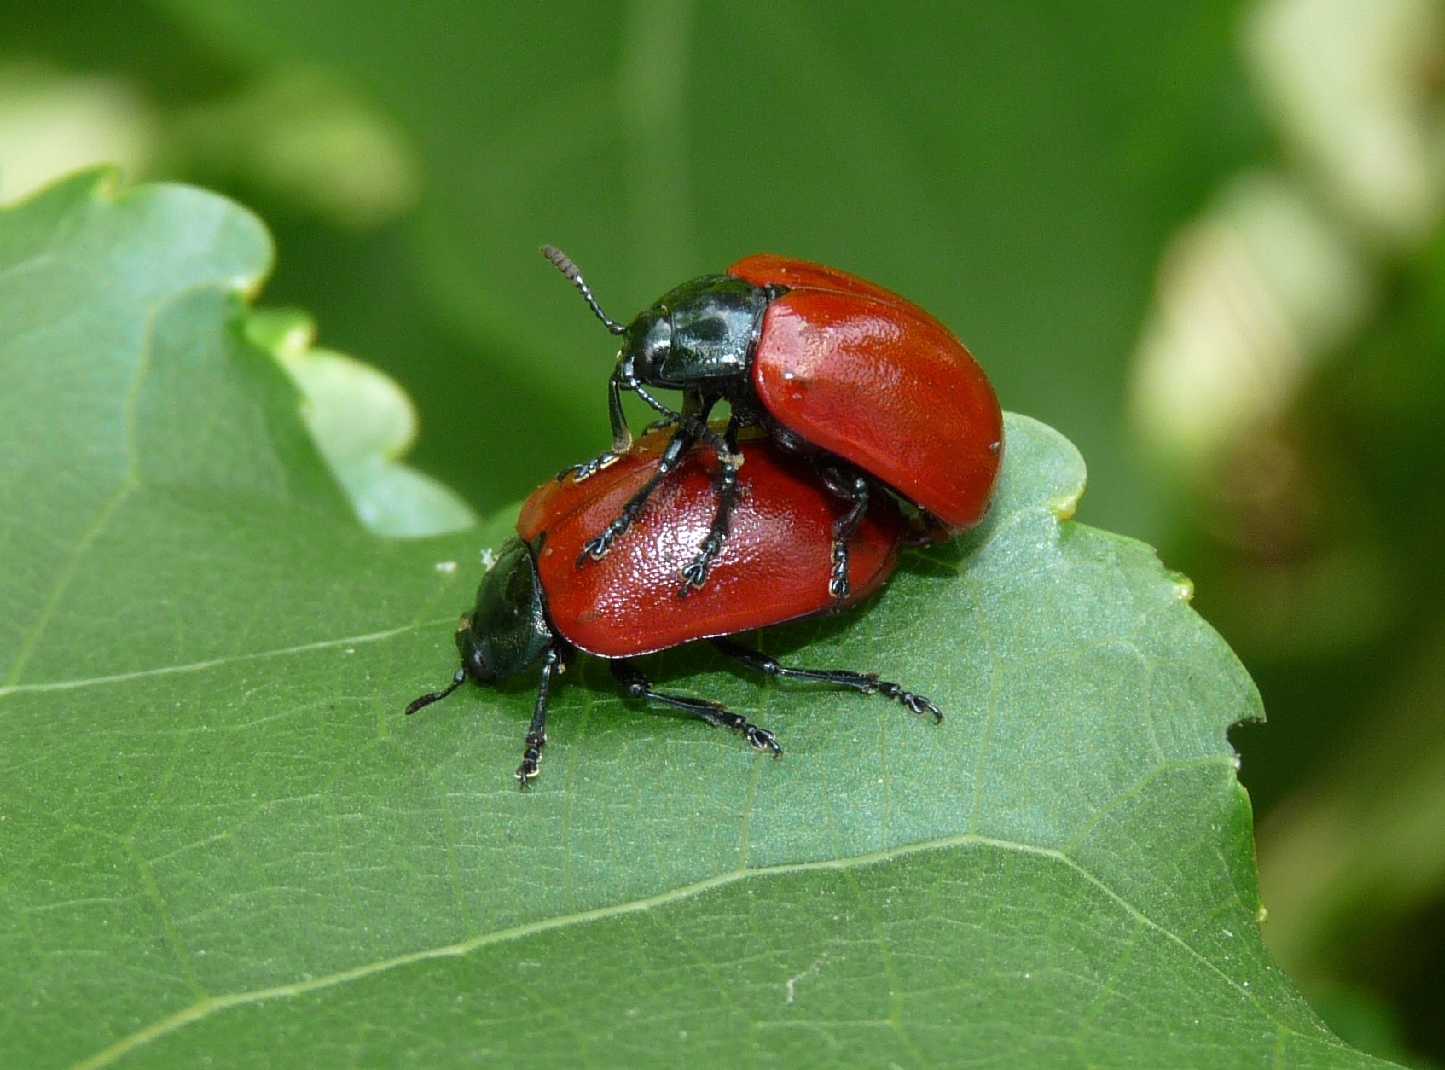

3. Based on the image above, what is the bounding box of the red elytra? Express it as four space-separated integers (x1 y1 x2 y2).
518 432 906 659
729 254 1004 533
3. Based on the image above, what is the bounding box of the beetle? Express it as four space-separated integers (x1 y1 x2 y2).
405 431 941 786
542 247 1003 600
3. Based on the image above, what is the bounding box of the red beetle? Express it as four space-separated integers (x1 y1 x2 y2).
406 432 941 786
543 248 1003 599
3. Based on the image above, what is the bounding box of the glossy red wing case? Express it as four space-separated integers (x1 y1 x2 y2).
729 255 1003 533
730 253 944 329
518 435 906 659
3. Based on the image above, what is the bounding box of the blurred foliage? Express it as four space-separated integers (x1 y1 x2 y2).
245 307 475 537
3 0 1265 534
1194 229 1445 1067
2 0 1443 1064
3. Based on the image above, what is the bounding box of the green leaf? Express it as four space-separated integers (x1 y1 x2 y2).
244 307 475 538
0 174 1393 1069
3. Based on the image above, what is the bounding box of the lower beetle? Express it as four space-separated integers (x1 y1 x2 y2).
406 432 941 786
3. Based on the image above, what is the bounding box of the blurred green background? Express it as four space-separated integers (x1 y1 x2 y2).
3 0 1441 1064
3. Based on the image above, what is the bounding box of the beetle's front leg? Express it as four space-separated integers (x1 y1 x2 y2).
577 414 706 564
557 371 639 484
629 382 687 424
607 369 635 454
679 416 743 595
556 450 623 484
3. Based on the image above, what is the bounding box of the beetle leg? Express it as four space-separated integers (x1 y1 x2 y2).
607 370 635 454
633 387 739 444
610 659 781 755
516 646 565 789
814 464 870 600
404 667 467 716
577 418 702 564
679 416 743 595
556 450 623 484
908 509 953 546
558 370 639 482
575 410 682 477
710 637 943 723
632 383 687 425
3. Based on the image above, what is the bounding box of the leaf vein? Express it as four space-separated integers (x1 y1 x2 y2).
0 620 451 700
69 823 1315 1070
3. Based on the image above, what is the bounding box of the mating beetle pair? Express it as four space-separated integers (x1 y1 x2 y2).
408 254 1003 785
544 249 1004 598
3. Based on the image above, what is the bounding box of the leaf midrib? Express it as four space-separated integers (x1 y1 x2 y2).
69 800 1322 1070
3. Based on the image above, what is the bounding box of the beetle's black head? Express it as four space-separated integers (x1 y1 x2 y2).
405 538 554 717
622 275 769 389
542 246 773 392
455 537 554 684
622 305 672 384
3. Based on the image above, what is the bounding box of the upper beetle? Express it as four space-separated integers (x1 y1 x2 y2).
542 249 1004 600
405 430 941 787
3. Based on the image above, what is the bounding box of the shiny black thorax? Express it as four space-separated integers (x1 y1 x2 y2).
621 275 777 395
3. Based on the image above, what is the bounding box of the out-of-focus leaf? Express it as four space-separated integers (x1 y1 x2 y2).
1309 986 1430 1070
171 69 421 229
1247 0 1445 246
153 0 1265 536
246 308 474 537
1129 171 1375 471
1259 618 1445 973
0 61 157 203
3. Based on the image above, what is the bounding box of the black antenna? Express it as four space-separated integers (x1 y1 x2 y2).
541 245 626 335
405 668 466 715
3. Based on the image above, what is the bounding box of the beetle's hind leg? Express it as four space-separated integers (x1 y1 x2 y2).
610 660 781 754
814 463 871 600
711 637 943 722
908 508 953 546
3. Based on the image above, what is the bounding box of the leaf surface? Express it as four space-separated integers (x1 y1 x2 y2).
0 174 1392 1068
